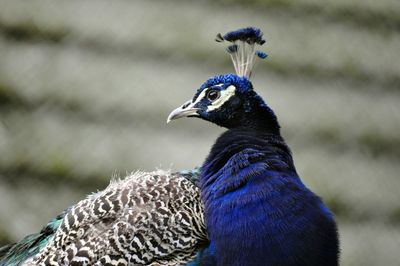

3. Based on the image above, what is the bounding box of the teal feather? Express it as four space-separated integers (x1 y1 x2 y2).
0 210 67 266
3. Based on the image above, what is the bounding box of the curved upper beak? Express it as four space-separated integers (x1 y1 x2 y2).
167 100 199 123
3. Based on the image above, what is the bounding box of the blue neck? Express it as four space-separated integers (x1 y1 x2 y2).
198 129 338 265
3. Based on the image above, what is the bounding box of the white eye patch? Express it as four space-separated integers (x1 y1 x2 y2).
191 83 224 106
207 85 236 111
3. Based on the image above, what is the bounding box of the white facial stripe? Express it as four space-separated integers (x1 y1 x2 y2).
207 85 236 111
191 84 225 106
192 90 207 105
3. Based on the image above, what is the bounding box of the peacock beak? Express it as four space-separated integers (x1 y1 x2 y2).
167 100 199 123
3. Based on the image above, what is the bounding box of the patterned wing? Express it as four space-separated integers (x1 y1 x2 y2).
23 171 206 265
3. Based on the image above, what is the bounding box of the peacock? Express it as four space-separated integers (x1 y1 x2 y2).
0 27 339 266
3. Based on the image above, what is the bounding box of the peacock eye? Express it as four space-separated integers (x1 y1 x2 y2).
206 89 221 102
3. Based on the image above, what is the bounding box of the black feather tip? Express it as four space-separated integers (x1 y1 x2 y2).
226 44 238 54
215 33 224 42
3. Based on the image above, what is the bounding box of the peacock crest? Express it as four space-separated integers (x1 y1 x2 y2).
216 27 268 78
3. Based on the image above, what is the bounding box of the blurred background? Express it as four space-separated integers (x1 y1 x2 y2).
0 0 399 265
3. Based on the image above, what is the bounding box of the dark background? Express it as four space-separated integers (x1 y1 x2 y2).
0 0 399 265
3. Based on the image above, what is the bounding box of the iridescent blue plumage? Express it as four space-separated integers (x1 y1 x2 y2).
197 128 338 265
195 74 253 95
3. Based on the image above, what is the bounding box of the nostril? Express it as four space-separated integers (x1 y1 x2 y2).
182 102 190 109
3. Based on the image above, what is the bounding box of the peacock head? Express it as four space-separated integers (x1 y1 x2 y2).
167 27 279 132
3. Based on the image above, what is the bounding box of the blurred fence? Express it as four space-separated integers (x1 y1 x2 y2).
0 0 399 265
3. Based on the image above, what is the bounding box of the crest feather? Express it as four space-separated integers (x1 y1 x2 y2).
216 27 267 78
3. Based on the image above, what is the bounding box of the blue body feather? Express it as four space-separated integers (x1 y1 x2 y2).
196 130 338 265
